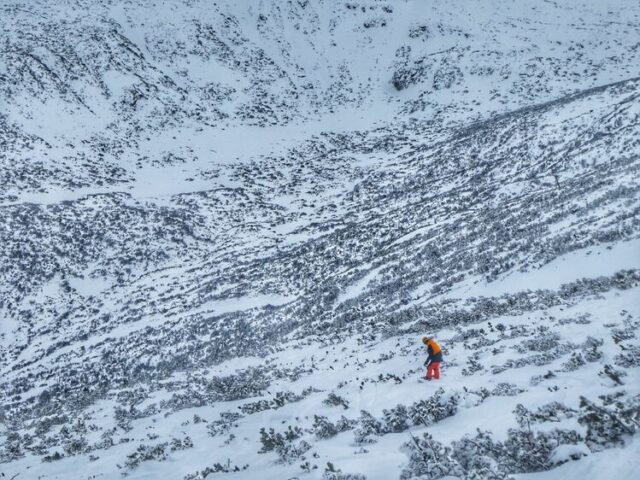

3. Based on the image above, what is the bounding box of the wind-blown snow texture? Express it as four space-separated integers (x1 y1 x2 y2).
1 0 639 479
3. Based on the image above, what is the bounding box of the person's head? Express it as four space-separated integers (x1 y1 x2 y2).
422 336 433 345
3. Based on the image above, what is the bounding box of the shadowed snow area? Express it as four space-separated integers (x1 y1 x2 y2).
1 0 639 479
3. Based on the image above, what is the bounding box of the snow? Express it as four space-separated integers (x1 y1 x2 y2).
1 0 640 479
195 293 296 316
520 437 639 480
548 443 590 465
443 238 640 300
336 265 383 305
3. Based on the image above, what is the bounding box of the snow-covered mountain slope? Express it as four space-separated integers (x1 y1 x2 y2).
1 1 639 479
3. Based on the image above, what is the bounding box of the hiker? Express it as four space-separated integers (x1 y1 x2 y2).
422 336 443 380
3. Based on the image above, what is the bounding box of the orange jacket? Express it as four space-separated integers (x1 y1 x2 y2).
426 339 443 363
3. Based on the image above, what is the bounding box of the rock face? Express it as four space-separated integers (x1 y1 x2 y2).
0 1 639 479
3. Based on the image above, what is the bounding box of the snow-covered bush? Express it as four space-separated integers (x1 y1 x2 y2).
581 336 603 362
241 390 312 414
578 395 639 450
499 427 582 473
170 436 193 451
313 415 338 440
451 426 584 475
258 425 310 463
259 425 301 453
239 399 271 415
516 331 560 353
548 443 589 466
408 388 459 426
459 387 491 408
514 402 576 427
336 415 357 432
462 356 484 376
124 442 169 469
600 364 626 385
207 411 243 437
323 461 367 480
382 404 409 433
34 414 69 436
183 462 249 479
353 410 385 444
323 393 350 409
452 430 509 480
491 383 525 397
42 451 64 462
62 435 88 456
400 432 463 480
276 439 311 464
1 432 23 462
615 345 640 368
562 352 586 371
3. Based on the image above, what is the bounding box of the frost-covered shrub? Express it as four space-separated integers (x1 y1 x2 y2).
548 443 589 466
353 410 385 444
313 415 338 440
408 388 459 426
516 332 560 353
335 415 357 432
611 326 636 344
451 327 487 343
582 336 603 362
400 433 463 480
514 402 576 427
207 411 243 437
600 364 626 385
170 436 193 451
42 451 64 462
34 414 69 436
0 432 23 462
491 383 525 397
562 352 586 371
462 357 484 376
529 370 557 386
615 345 640 368
206 369 270 402
408 24 430 39
323 393 350 409
62 435 88 456
382 404 409 433
259 426 301 453
271 391 298 408
452 430 508 480
258 425 309 463
277 439 311 463
500 428 582 473
451 426 583 476
240 390 310 414
460 387 491 407
94 429 115 450
159 368 270 413
391 50 432 91
323 461 367 480
239 399 271 415
467 335 498 350
432 64 463 90
513 403 532 428
125 442 169 469
183 462 249 479
578 395 639 450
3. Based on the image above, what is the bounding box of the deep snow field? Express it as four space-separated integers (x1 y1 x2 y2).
1 0 639 479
